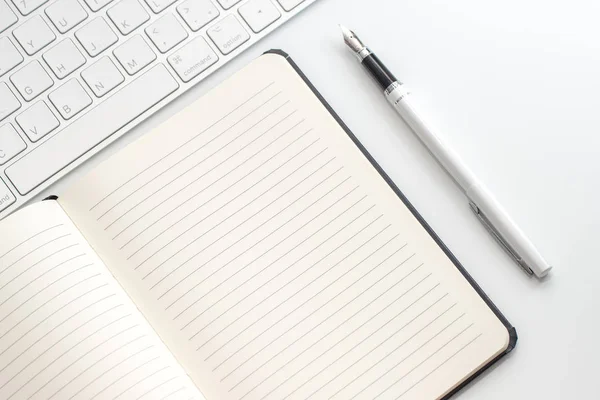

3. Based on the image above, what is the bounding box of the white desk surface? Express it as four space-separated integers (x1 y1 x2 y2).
45 0 600 398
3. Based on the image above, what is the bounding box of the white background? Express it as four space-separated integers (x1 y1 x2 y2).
47 0 600 398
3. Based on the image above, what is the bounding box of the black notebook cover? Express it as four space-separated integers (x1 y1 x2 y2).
264 49 517 399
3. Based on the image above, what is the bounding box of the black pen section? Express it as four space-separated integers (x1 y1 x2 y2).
361 53 398 90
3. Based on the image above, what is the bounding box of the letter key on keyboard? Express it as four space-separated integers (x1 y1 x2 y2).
10 61 54 101
49 79 92 119
15 101 60 142
0 82 21 122
0 37 23 77
12 15 56 55
76 17 118 57
81 57 125 97
144 0 177 13
42 38 87 79
45 0 89 34
0 1 18 33
83 0 115 12
107 0 150 35
6 65 179 195
113 35 157 75
0 124 26 165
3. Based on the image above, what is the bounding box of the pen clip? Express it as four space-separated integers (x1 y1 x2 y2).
469 202 534 275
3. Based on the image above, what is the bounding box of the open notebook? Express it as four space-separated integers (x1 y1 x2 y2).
0 51 516 400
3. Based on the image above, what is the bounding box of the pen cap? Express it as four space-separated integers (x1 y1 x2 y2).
466 183 552 278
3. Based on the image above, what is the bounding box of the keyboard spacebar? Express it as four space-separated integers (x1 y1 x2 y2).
6 64 179 195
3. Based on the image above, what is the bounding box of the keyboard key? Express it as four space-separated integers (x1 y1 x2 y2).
177 0 219 32
81 57 124 97
113 35 156 75
10 61 54 101
145 14 188 53
0 83 21 121
0 177 16 213
0 37 24 77
239 0 281 33
0 124 26 165
43 39 87 79
49 79 92 119
216 0 240 9
83 0 114 11
207 15 249 55
45 0 88 34
108 0 150 35
16 101 60 142
76 17 119 57
144 0 176 13
6 64 179 195
168 37 218 82
10 0 47 15
277 0 304 11
0 0 18 33
13 15 56 55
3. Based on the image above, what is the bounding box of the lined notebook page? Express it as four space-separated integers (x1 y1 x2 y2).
0 202 203 400
59 54 509 400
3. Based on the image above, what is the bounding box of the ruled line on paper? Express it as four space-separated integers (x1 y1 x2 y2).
132 122 314 271
190 207 379 348
168 165 346 319
133 376 179 400
101 97 293 229
0 244 80 294
25 325 140 399
141 140 328 288
139 153 339 284
4 310 130 398
371 324 477 399
47 336 150 399
245 279 441 400
394 333 483 399
162 168 351 313
221 255 420 387
89 81 277 213
118 106 303 252
0 224 63 261
0 298 119 378
0 262 91 325
216 239 407 378
180 196 373 337
104 100 297 234
349 318 471 400
0 233 71 278
128 121 330 269
214 236 406 375
199 224 393 359
109 365 170 400
306 300 456 399
64 345 156 400
0 282 106 357
0 274 103 343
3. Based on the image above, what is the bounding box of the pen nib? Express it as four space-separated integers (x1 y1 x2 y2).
339 24 366 53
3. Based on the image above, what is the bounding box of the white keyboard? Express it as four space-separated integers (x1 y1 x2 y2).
0 0 317 218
